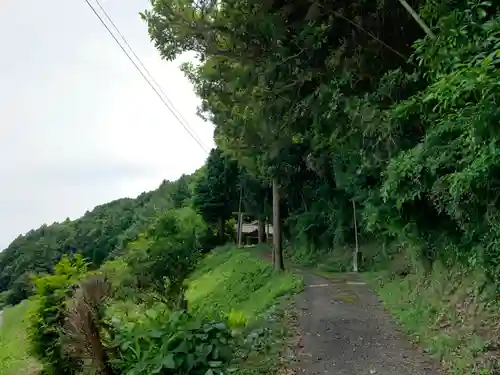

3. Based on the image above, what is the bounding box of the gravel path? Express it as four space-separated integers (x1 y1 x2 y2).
294 272 440 375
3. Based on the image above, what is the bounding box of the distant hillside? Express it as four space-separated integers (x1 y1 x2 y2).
0 170 203 305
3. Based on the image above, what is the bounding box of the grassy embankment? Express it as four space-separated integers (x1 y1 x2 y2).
0 301 39 375
0 246 303 375
367 263 498 375
188 246 304 375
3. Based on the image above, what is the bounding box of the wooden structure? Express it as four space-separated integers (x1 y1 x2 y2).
233 217 273 245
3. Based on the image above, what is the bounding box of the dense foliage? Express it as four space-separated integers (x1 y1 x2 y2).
0 173 201 305
24 234 297 375
125 207 207 307
111 309 233 375
5 0 500 372
193 149 240 241
28 255 88 375
140 0 500 285
25 211 232 375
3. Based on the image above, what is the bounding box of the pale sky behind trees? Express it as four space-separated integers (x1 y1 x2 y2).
0 0 215 248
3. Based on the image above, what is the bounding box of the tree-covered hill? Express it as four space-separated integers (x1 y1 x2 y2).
0 171 201 305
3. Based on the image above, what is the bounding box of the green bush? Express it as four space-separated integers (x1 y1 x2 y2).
28 255 88 375
5 272 34 306
98 257 138 301
110 308 234 375
125 208 207 307
0 291 10 309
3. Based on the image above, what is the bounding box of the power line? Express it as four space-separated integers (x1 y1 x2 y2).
83 0 210 154
93 0 210 151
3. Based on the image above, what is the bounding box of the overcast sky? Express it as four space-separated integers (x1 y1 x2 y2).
0 0 214 248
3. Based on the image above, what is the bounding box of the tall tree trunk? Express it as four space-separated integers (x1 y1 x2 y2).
272 178 284 271
258 216 266 243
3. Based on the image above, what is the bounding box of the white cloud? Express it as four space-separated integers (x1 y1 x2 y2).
0 0 214 248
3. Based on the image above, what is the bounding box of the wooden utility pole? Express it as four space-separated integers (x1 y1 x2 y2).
352 200 359 272
272 178 284 271
237 184 243 247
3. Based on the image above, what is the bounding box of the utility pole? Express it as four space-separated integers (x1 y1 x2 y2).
272 178 284 271
237 183 243 248
352 200 359 272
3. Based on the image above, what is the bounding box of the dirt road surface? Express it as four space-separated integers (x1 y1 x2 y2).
294 272 439 375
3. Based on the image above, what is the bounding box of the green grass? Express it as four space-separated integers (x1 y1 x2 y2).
187 245 303 321
365 263 499 375
0 247 302 375
287 245 353 273
0 300 39 375
187 246 303 375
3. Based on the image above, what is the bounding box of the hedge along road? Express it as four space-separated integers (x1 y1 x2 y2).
0 310 3 328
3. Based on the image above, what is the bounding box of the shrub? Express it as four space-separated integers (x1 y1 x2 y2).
110 308 234 375
125 208 207 307
0 291 10 309
5 272 34 306
28 255 88 375
98 257 138 301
